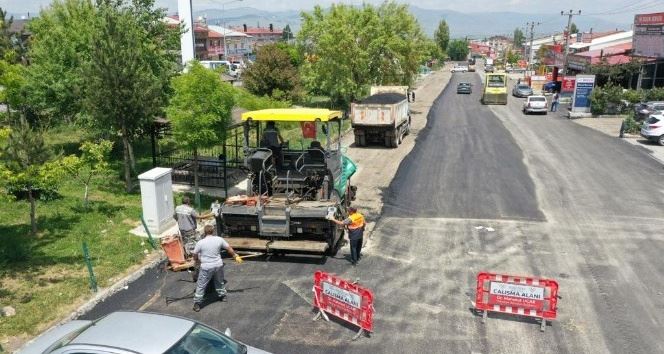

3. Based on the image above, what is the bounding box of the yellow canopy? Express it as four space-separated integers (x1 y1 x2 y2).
241 108 342 122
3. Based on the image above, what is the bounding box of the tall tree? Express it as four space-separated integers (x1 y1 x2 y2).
299 1 426 105
282 24 293 41
570 22 579 34
166 62 235 206
513 27 525 48
434 20 450 54
1 117 62 235
447 39 469 61
243 43 302 101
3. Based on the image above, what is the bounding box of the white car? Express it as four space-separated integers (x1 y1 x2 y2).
640 114 664 146
451 65 468 73
522 95 548 115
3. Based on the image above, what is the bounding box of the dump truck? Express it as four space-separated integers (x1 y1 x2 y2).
220 109 357 256
351 86 411 148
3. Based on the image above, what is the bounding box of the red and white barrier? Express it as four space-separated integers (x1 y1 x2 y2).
475 272 559 331
313 271 374 339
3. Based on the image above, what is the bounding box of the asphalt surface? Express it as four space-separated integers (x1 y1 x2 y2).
78 70 664 354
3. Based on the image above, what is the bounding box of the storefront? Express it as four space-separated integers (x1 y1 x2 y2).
633 12 664 88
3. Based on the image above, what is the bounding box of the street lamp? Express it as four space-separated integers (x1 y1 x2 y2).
218 0 243 60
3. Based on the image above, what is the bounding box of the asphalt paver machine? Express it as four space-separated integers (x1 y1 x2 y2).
221 109 357 256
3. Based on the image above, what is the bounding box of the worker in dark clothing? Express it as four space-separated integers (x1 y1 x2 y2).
260 121 285 169
619 119 626 138
329 207 366 266
174 196 210 256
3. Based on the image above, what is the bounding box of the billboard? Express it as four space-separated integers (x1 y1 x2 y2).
572 75 596 113
633 12 664 58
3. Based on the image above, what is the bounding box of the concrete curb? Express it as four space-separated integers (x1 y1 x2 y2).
16 252 166 352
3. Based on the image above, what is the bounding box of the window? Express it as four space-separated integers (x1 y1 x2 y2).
165 324 245 354
487 75 506 88
530 97 546 102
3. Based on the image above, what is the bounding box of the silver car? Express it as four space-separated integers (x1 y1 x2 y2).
17 311 269 354
512 84 533 98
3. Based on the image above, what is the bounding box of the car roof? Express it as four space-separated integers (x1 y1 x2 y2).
69 312 194 353
528 95 546 99
242 108 342 122
17 320 93 354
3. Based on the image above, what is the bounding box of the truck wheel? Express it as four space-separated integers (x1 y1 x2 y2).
404 117 411 135
354 133 365 147
390 129 399 148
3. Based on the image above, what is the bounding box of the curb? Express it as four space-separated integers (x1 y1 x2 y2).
16 252 166 352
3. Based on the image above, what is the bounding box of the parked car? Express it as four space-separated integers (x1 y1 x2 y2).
457 82 472 94
512 84 534 98
523 95 548 115
484 65 494 73
17 311 270 354
451 65 468 73
640 114 664 146
543 81 561 93
635 101 664 121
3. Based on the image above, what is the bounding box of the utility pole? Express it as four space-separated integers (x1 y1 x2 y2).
526 21 540 73
561 9 581 75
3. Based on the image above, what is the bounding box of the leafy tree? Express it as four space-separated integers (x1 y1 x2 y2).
24 0 98 125
299 2 427 105
276 42 303 67
447 39 469 61
434 20 450 54
282 24 293 41
0 117 62 235
513 28 525 48
82 0 179 193
166 62 235 206
59 140 113 209
506 49 521 64
570 22 578 34
243 43 302 101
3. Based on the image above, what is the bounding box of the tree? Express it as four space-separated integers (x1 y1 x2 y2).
59 140 113 210
243 43 302 101
282 24 293 41
513 28 525 48
570 23 579 34
506 49 521 64
447 39 469 61
434 20 450 54
166 62 235 206
81 0 179 193
1 118 62 235
299 2 427 105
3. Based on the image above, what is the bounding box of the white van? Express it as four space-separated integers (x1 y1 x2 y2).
199 60 241 77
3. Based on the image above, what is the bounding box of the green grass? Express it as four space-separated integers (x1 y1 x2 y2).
0 128 155 340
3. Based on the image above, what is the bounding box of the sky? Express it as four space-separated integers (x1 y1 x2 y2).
1 0 658 23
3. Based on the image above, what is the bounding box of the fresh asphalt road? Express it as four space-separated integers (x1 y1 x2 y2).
82 72 664 353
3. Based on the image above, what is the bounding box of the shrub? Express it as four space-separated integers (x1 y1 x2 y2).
645 87 664 101
623 115 640 134
590 83 623 115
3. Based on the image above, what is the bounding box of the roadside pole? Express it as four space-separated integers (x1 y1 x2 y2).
527 21 540 76
561 10 581 75
82 242 98 293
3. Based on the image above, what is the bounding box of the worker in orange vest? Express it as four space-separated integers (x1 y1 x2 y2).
329 207 366 266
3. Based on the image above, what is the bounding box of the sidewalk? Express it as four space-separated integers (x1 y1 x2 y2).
573 117 664 164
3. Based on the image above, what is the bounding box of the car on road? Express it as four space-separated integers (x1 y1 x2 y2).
543 81 561 93
512 84 533 98
17 311 269 354
522 95 548 115
457 82 472 94
484 65 494 73
640 114 664 146
451 65 468 73
635 101 664 121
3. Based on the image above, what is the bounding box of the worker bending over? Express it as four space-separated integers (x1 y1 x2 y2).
192 225 243 312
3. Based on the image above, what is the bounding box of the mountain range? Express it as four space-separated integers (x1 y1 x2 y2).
193 6 631 39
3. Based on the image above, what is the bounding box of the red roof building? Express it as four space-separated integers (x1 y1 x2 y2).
234 24 283 49
568 43 633 71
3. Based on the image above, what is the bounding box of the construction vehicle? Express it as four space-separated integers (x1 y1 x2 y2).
220 109 357 256
351 86 411 148
482 73 508 105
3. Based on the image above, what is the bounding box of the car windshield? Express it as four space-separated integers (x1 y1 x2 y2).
487 75 505 88
517 85 530 89
646 116 661 124
530 97 546 102
459 83 470 86
165 324 247 354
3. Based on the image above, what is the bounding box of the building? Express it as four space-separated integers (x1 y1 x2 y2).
633 12 664 88
568 42 633 72
234 24 283 50
569 30 632 53
207 26 252 60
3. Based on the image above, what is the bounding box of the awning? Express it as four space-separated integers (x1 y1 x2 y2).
241 109 343 122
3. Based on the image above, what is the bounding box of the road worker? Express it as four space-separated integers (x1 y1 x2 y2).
329 207 366 266
174 196 210 256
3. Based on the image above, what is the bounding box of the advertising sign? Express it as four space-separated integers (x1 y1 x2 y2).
633 13 664 58
572 75 596 112
562 76 576 92
635 12 664 25
489 281 545 310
